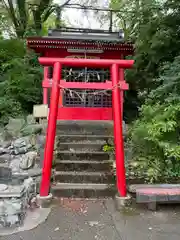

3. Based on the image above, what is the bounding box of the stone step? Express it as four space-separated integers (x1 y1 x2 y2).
56 120 113 136
54 171 115 184
55 160 113 171
56 134 113 144
56 151 111 161
57 143 104 151
51 122 117 198
51 182 116 198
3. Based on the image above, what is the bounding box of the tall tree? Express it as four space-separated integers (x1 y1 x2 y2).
2 0 71 38
110 0 162 40
109 0 180 121
0 2 15 38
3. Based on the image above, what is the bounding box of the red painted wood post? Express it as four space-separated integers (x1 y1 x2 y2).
43 67 49 104
111 63 127 197
43 88 48 104
40 62 61 197
119 68 124 116
120 54 125 116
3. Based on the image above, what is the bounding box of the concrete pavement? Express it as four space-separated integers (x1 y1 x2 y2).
1 198 180 240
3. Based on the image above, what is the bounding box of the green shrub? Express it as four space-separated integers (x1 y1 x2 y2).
0 39 43 125
103 144 114 152
129 56 180 183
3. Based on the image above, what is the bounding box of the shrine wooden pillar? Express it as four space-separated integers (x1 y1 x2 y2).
111 63 126 197
120 54 125 116
119 69 124 116
40 62 61 196
43 67 49 105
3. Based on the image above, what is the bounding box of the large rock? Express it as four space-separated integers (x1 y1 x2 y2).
0 146 11 155
0 148 5 155
29 134 37 147
10 151 36 173
11 146 32 155
39 148 44 168
0 154 11 163
0 180 34 227
5 118 26 137
13 138 27 149
10 137 32 155
2 141 11 149
12 168 42 180
20 124 43 136
13 136 33 148
9 158 21 173
26 115 36 125
0 128 4 145
36 135 45 150
0 199 22 214
0 166 12 182
0 130 13 142
19 151 37 170
36 135 46 168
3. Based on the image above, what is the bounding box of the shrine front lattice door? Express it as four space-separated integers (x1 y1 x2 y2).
63 67 112 108
48 66 113 120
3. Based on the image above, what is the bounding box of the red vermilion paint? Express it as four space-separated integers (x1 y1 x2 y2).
39 57 133 197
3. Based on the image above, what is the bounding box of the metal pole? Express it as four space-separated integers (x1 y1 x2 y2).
111 63 127 197
40 62 61 197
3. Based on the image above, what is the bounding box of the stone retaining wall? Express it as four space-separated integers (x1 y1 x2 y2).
0 116 45 228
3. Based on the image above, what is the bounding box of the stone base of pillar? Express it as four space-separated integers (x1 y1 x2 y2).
36 193 53 208
114 193 132 210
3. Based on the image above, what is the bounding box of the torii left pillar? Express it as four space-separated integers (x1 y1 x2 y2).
40 62 61 197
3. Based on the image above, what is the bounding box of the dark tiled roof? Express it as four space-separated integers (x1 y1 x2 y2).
27 28 134 55
46 28 125 43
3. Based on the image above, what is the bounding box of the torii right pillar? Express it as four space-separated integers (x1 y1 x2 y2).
111 64 131 209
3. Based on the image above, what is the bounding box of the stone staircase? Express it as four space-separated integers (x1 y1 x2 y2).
51 121 116 198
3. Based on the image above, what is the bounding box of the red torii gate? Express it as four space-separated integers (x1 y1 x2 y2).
38 57 134 198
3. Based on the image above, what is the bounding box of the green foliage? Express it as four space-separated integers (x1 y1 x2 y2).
103 144 114 152
0 6 14 38
129 56 180 183
4 57 42 111
0 39 43 125
0 39 26 69
110 0 161 41
0 97 23 126
1 0 69 37
110 0 180 122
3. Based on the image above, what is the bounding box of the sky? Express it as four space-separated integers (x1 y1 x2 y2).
53 0 110 30
2 0 112 38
